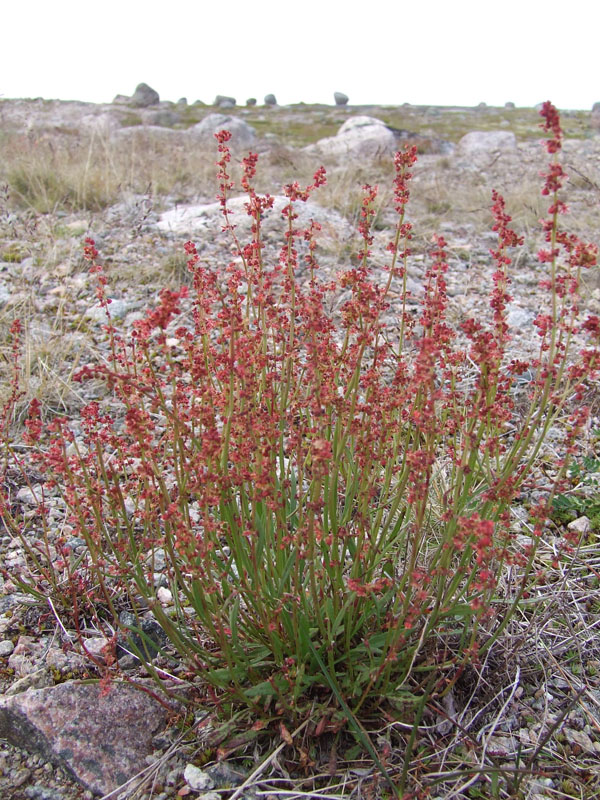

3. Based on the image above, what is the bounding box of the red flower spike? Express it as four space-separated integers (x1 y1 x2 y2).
539 101 562 153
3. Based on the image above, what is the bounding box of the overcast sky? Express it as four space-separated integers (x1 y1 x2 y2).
2 0 599 110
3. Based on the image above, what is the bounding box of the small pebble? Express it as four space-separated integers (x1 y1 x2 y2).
0 639 15 656
184 764 214 791
157 587 173 605
568 516 591 535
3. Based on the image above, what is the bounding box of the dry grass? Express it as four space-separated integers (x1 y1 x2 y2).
0 128 218 214
0 294 97 431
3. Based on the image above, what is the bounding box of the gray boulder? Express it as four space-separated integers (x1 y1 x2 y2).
0 681 171 796
177 97 188 106
214 95 236 108
246 97 257 106
304 115 397 160
144 109 181 127
158 195 352 244
130 82 160 107
264 94 277 106
188 113 256 148
454 130 518 168
85 297 132 322
334 91 349 105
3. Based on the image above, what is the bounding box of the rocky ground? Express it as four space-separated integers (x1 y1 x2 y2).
1 95 600 799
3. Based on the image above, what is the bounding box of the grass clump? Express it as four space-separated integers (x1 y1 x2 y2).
0 129 217 215
1 103 600 795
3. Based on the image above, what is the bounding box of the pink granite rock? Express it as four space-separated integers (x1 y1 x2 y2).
0 680 170 795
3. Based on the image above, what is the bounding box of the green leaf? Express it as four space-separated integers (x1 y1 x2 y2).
276 548 298 596
244 680 278 698
297 613 311 659
307 640 399 798
229 596 240 650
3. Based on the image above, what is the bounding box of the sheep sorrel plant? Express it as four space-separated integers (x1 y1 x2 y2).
2 104 599 744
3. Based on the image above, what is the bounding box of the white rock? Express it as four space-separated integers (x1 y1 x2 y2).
457 130 518 155
84 637 110 660
123 497 136 518
188 114 256 149
16 485 41 505
455 130 518 169
85 298 130 322
568 516 591 535
183 764 215 791
158 195 351 243
157 587 173 606
304 115 397 160
0 284 13 303
0 639 15 657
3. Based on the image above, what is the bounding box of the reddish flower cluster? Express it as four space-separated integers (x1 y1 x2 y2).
539 100 562 153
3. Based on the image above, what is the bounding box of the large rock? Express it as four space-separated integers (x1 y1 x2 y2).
85 297 132 322
334 91 349 106
264 94 277 106
130 82 160 107
111 125 186 145
80 112 122 134
144 109 181 127
214 95 236 108
0 681 171 796
188 113 256 148
304 116 398 160
454 130 518 168
158 194 352 244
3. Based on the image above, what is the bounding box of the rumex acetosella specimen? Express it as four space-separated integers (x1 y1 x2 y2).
2 102 599 727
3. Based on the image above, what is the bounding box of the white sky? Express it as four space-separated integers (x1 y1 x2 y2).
2 0 599 110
